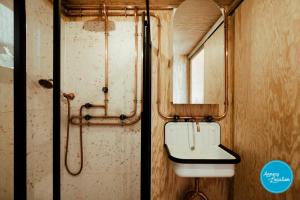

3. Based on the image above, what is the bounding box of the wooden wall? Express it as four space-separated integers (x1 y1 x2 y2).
151 11 234 200
233 0 300 199
152 0 300 199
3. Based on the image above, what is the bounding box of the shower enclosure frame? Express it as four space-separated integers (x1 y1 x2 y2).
51 0 152 199
12 0 150 198
53 0 61 199
14 0 27 198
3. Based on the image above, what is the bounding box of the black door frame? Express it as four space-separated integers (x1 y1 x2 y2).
14 0 27 199
53 0 61 199
141 0 152 199
52 0 151 199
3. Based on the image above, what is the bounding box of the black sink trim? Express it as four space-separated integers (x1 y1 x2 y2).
164 122 241 164
164 144 240 164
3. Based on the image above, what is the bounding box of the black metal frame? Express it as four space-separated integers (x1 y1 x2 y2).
141 0 151 199
12 0 149 196
53 0 61 199
14 0 27 198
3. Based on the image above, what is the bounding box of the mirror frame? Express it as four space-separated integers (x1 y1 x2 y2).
157 8 228 121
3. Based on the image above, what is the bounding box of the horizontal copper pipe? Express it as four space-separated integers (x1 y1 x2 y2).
90 104 105 108
63 4 177 10
63 5 175 17
156 10 229 121
70 115 141 126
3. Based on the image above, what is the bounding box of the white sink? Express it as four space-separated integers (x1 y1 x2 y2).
164 122 240 177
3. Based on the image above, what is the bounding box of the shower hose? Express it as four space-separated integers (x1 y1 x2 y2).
64 95 83 176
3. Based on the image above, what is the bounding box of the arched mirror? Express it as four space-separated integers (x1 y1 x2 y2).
172 0 225 107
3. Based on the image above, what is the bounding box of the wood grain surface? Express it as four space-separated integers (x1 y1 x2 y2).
151 11 234 200
233 0 300 199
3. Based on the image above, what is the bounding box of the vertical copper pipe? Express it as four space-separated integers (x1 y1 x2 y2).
104 4 109 116
212 8 229 120
127 8 139 118
140 12 145 113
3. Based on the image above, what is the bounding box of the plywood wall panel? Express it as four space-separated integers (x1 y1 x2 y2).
151 11 194 200
233 0 300 199
197 15 236 200
151 11 234 200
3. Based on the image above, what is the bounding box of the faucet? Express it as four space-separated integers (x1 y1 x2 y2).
196 121 200 132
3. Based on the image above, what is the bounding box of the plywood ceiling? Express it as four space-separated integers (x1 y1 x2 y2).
173 0 222 55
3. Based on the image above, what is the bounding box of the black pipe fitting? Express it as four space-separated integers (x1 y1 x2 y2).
84 114 92 121
204 116 213 122
173 115 180 121
119 114 127 120
102 87 108 93
84 103 92 108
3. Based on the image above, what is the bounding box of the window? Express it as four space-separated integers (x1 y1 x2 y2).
0 3 14 68
190 48 204 103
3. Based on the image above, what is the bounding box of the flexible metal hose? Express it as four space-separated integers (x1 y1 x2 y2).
64 96 84 176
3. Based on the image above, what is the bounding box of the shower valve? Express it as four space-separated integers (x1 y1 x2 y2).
84 103 93 108
120 114 127 120
84 115 92 121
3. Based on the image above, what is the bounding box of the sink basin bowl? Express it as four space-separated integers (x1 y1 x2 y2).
164 122 240 177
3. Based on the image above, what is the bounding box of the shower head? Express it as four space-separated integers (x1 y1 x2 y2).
63 93 75 100
82 3 116 32
38 79 53 89
82 17 115 32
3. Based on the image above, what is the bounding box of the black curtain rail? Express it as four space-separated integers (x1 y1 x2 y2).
53 0 61 199
14 0 27 199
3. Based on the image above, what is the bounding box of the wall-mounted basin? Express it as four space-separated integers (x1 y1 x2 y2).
164 122 240 177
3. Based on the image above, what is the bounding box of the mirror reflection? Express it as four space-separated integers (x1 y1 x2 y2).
172 0 225 105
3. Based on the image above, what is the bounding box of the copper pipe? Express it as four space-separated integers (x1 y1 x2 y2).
69 13 161 125
63 5 176 17
67 13 160 127
63 4 177 10
140 12 145 113
104 4 109 116
128 8 139 118
88 104 105 108
156 10 229 121
70 115 141 126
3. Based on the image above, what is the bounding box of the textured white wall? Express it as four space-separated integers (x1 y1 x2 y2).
0 67 14 199
26 0 54 199
60 16 141 200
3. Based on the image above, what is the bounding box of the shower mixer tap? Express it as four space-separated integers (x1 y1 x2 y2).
63 93 75 100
